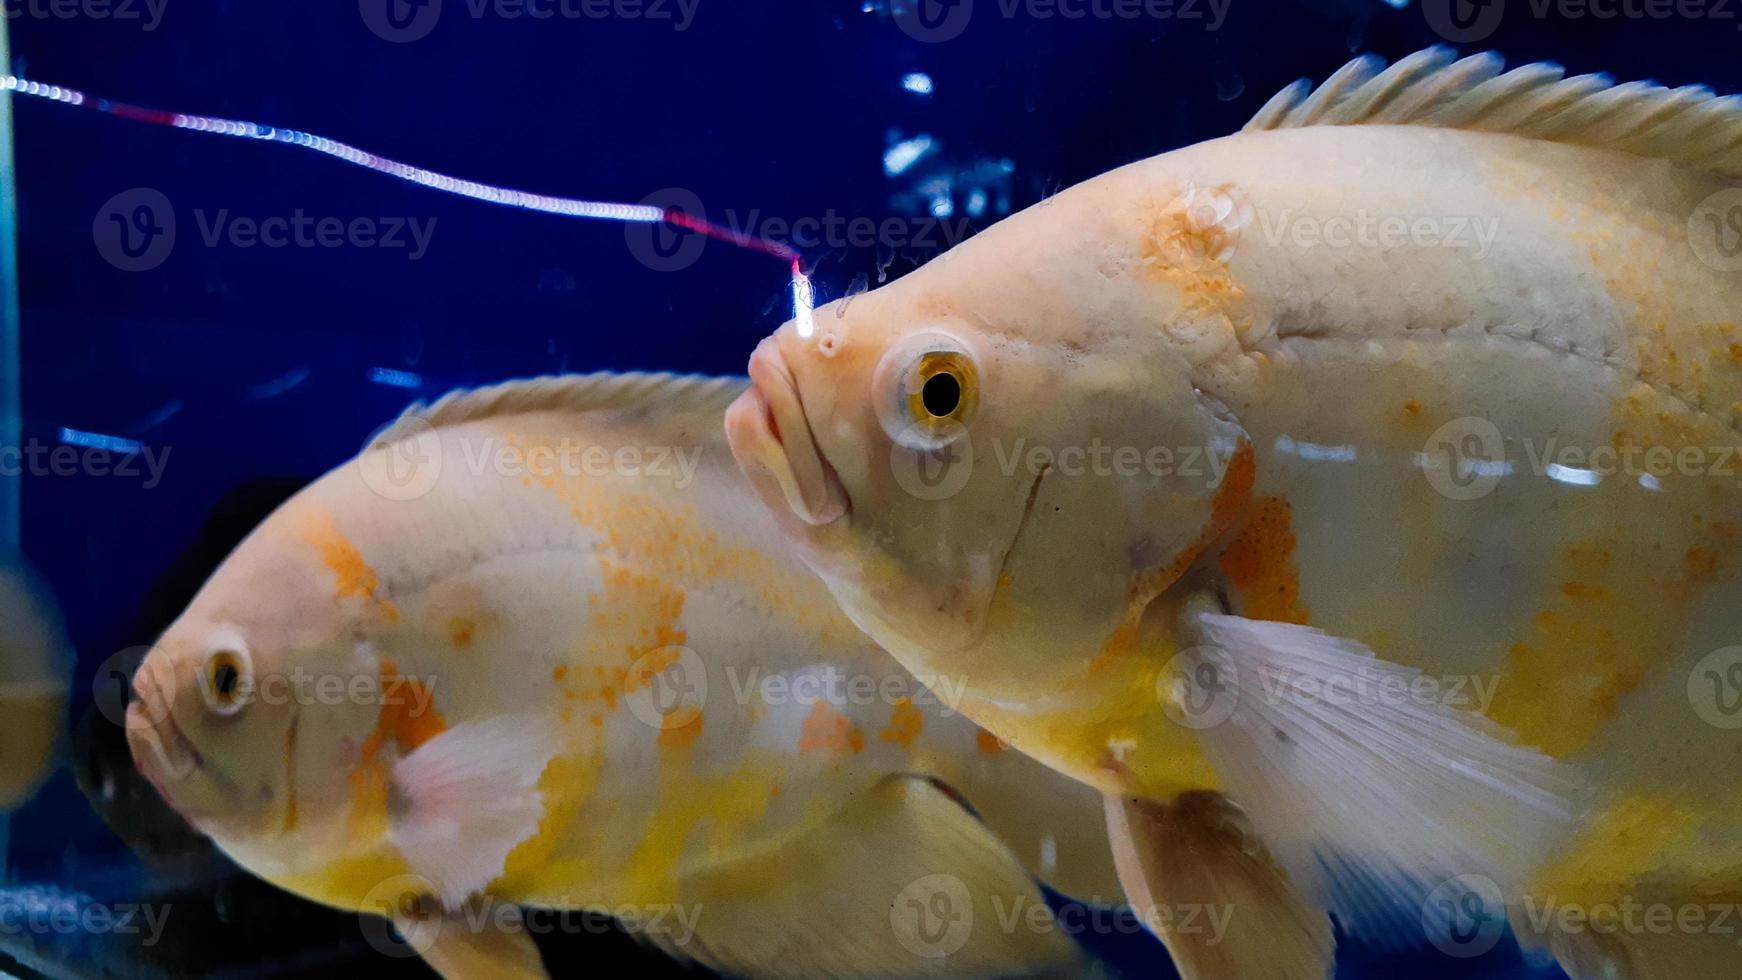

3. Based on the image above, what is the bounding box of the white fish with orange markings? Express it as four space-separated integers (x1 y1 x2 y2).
0 558 71 811
126 372 1124 980
728 48 1742 980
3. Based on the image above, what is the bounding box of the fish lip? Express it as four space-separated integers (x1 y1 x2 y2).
727 339 848 528
127 663 203 785
128 701 220 828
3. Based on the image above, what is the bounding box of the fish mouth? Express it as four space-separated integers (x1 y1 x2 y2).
127 661 202 792
726 338 848 528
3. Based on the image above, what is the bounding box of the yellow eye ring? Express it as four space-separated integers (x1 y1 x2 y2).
203 647 251 716
905 350 978 425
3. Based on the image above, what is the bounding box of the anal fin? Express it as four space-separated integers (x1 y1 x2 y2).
638 774 1092 978
397 903 550 980
1105 791 1333 980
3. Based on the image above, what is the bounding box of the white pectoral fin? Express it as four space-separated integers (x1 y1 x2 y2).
1185 613 1579 943
389 717 558 910
1105 792 1334 980
401 904 550 980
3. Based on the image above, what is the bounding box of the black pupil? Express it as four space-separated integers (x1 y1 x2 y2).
921 371 961 418
214 662 239 697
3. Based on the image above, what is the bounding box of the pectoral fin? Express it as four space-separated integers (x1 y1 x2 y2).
1176 612 1580 943
639 774 1093 978
389 717 558 910
1105 791 1333 980
397 903 550 980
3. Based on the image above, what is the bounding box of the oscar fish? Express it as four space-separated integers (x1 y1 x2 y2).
127 372 1122 979
727 48 1742 980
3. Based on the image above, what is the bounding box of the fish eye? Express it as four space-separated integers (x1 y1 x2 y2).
201 640 253 716
918 361 963 419
874 334 980 451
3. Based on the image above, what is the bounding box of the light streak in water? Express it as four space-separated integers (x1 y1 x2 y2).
0 73 814 327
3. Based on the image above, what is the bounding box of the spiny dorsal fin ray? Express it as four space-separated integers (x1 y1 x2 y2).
1246 46 1742 178
373 371 747 449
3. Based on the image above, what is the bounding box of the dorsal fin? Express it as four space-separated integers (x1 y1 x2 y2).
371 371 747 448
1245 47 1742 178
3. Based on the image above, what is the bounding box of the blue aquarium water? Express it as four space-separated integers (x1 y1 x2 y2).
2 2 1738 978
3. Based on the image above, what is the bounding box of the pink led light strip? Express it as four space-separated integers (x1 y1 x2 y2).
0 73 809 292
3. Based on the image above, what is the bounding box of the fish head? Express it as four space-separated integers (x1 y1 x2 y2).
728 240 1251 703
127 517 384 870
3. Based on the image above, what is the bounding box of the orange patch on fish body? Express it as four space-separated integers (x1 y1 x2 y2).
298 509 399 622
975 730 1004 754
1096 439 1257 675
448 617 476 648
657 707 704 750
799 701 863 756
1217 496 1309 625
879 698 924 747
347 656 447 837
